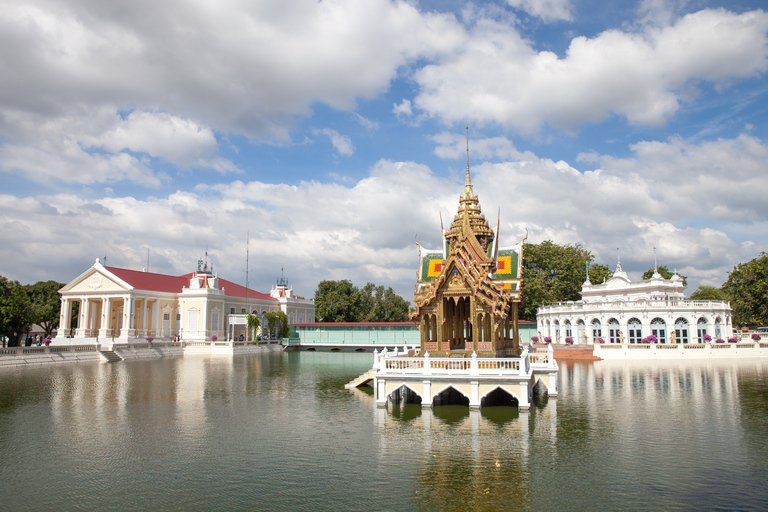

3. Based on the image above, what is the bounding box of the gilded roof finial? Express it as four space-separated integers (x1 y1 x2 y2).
464 126 473 199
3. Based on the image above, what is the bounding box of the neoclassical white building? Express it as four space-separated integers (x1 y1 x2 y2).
56 259 314 343
536 262 732 345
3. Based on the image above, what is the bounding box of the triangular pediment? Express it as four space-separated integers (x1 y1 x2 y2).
61 260 134 293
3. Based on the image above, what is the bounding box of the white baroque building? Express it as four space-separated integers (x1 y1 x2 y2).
536 262 732 345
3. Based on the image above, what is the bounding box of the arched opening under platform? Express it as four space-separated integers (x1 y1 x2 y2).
432 385 470 407
480 386 519 408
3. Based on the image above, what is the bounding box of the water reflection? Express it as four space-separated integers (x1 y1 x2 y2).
1 352 767 511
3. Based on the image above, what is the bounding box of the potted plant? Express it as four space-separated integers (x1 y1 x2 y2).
565 337 574 345
715 338 725 343
752 333 761 341
531 336 539 342
728 337 738 343
703 334 712 343
597 337 605 344
544 336 552 343
211 335 218 341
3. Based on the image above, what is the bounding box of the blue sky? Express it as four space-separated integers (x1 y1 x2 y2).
1 0 767 301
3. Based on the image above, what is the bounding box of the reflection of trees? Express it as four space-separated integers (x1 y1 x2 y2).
735 367 768 471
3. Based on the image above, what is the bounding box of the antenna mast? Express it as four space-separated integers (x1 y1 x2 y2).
245 232 250 313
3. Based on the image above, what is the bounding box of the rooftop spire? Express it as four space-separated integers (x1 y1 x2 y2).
463 126 474 198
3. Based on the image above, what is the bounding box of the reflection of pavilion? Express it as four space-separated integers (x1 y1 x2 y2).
360 138 558 409
372 400 558 511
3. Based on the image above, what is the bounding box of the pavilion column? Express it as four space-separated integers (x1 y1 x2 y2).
56 298 70 339
142 299 149 336
98 296 112 339
123 294 136 338
77 298 90 338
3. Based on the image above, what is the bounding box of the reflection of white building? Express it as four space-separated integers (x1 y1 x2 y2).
56 259 314 343
536 261 732 344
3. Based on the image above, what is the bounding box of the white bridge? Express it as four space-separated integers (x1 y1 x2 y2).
356 344 559 410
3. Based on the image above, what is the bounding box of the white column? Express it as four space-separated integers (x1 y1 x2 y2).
142 298 149 335
98 296 112 338
56 298 69 339
152 300 160 337
77 298 90 337
123 294 136 338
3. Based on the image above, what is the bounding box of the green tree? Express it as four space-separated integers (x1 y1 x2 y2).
28 280 64 338
314 280 410 322
521 241 612 320
641 265 687 285
265 311 289 339
357 283 410 322
0 276 32 346
722 252 768 326
689 285 729 301
247 313 260 340
314 280 359 322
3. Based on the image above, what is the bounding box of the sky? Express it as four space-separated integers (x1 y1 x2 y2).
1 0 767 302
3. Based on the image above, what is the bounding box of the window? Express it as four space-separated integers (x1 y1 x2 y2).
230 307 235 314
674 318 689 344
241 308 246 314
163 313 170 321
697 318 708 343
565 320 572 338
651 318 666 343
577 320 585 343
608 318 620 344
591 319 602 341
715 318 722 339
628 318 642 344
176 313 181 321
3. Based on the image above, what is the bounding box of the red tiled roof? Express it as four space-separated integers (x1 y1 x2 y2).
104 267 275 301
106 267 187 293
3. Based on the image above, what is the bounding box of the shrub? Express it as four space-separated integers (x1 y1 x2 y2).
728 337 738 343
703 334 712 342
715 338 725 343
211 335 218 341
565 337 574 344
544 336 552 343
751 333 761 341
531 336 539 342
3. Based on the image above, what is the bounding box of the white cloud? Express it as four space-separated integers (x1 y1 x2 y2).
412 8 768 133
3 133 767 298
432 132 538 161
505 0 573 22
0 0 463 142
0 109 239 184
393 99 413 117
313 128 355 156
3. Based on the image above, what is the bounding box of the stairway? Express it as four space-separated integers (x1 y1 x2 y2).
99 350 123 363
344 370 374 389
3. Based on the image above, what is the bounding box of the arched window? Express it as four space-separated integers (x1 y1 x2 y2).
651 318 666 343
608 318 620 344
565 320 572 338
628 318 642 344
577 320 585 344
674 318 689 344
697 317 708 343
715 317 722 339
554 320 560 342
591 319 602 342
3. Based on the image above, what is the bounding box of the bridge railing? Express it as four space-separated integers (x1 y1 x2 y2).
373 345 557 377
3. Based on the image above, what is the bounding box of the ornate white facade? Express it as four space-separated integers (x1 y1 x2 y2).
536 262 732 345
56 259 314 343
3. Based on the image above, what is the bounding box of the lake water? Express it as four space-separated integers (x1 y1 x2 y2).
0 352 766 511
